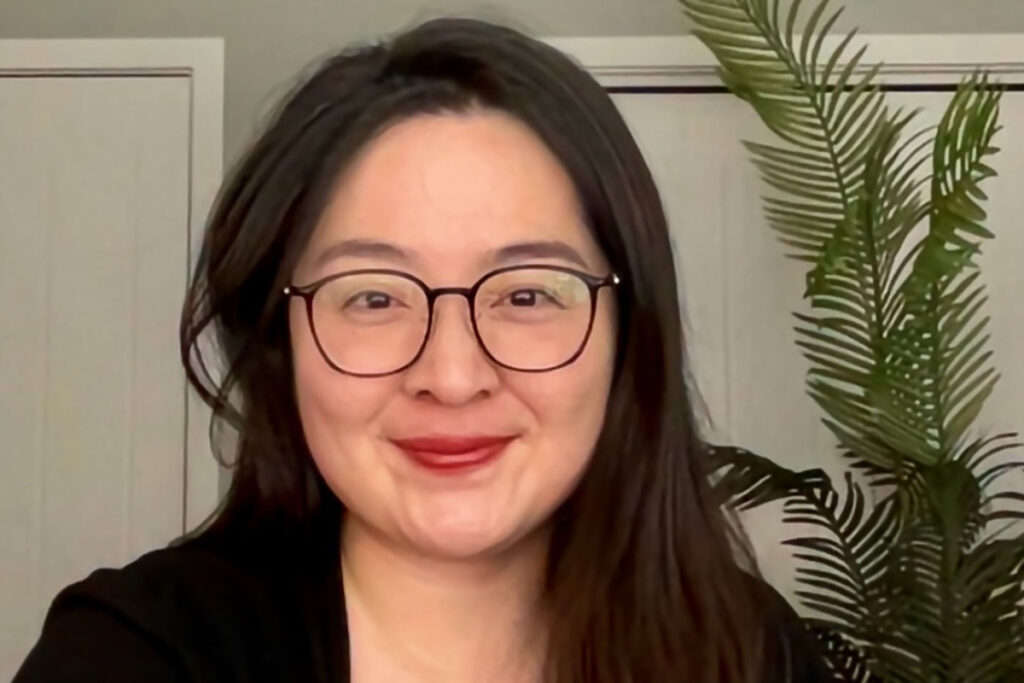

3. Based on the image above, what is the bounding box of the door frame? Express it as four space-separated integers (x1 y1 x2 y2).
545 33 1024 442
546 34 1024 87
0 39 224 532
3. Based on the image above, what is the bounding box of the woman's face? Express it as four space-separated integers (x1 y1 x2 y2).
289 109 616 560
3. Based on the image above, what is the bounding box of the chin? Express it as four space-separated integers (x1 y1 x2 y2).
402 512 537 561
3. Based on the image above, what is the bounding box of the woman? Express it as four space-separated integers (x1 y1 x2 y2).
15 17 830 683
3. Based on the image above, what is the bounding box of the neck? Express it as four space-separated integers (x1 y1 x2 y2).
340 518 550 682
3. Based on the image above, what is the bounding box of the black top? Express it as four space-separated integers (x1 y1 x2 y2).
14 537 833 682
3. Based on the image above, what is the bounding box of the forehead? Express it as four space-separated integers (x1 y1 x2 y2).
301 109 605 277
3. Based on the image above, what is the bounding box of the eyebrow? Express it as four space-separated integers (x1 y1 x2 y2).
313 238 413 269
488 240 591 269
312 237 592 272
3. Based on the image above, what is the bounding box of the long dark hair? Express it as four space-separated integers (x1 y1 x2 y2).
180 16 765 683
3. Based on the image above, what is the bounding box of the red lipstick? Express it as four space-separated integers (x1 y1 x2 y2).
390 435 514 473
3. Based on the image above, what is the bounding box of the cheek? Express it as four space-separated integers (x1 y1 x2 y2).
514 306 616 469
289 305 394 459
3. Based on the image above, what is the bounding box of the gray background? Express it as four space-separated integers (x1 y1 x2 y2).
2 0 1019 163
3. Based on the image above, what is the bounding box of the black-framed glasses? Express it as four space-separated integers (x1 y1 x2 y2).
284 264 619 377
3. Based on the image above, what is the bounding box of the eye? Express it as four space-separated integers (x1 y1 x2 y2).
345 291 405 310
499 288 562 308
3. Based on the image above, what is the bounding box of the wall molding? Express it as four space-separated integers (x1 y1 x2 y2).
545 34 1024 88
0 38 225 532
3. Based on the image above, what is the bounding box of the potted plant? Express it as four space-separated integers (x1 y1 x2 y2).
679 0 1024 679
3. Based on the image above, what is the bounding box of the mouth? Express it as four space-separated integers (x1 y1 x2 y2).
389 434 516 474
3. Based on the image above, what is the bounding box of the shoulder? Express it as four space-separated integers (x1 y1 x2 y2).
52 542 262 616
14 541 318 682
750 577 835 683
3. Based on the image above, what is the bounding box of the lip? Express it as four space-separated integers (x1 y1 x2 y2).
390 435 516 473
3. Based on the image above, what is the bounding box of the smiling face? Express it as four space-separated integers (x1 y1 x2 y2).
288 109 617 560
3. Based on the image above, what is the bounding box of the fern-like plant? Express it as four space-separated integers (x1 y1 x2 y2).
679 0 1024 679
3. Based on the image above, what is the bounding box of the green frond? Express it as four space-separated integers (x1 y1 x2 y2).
872 459 1024 681
682 0 892 231
682 0 1022 676
959 433 1024 501
780 474 902 665
961 432 1020 473
705 443 827 510
865 75 1004 460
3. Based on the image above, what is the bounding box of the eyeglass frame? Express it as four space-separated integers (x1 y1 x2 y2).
283 263 620 378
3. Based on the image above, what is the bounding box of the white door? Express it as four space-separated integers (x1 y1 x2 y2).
0 41 222 679
552 35 1024 602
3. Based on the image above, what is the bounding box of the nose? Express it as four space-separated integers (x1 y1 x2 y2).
400 293 500 405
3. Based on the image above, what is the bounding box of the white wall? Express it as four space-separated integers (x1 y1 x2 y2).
2 0 1023 163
